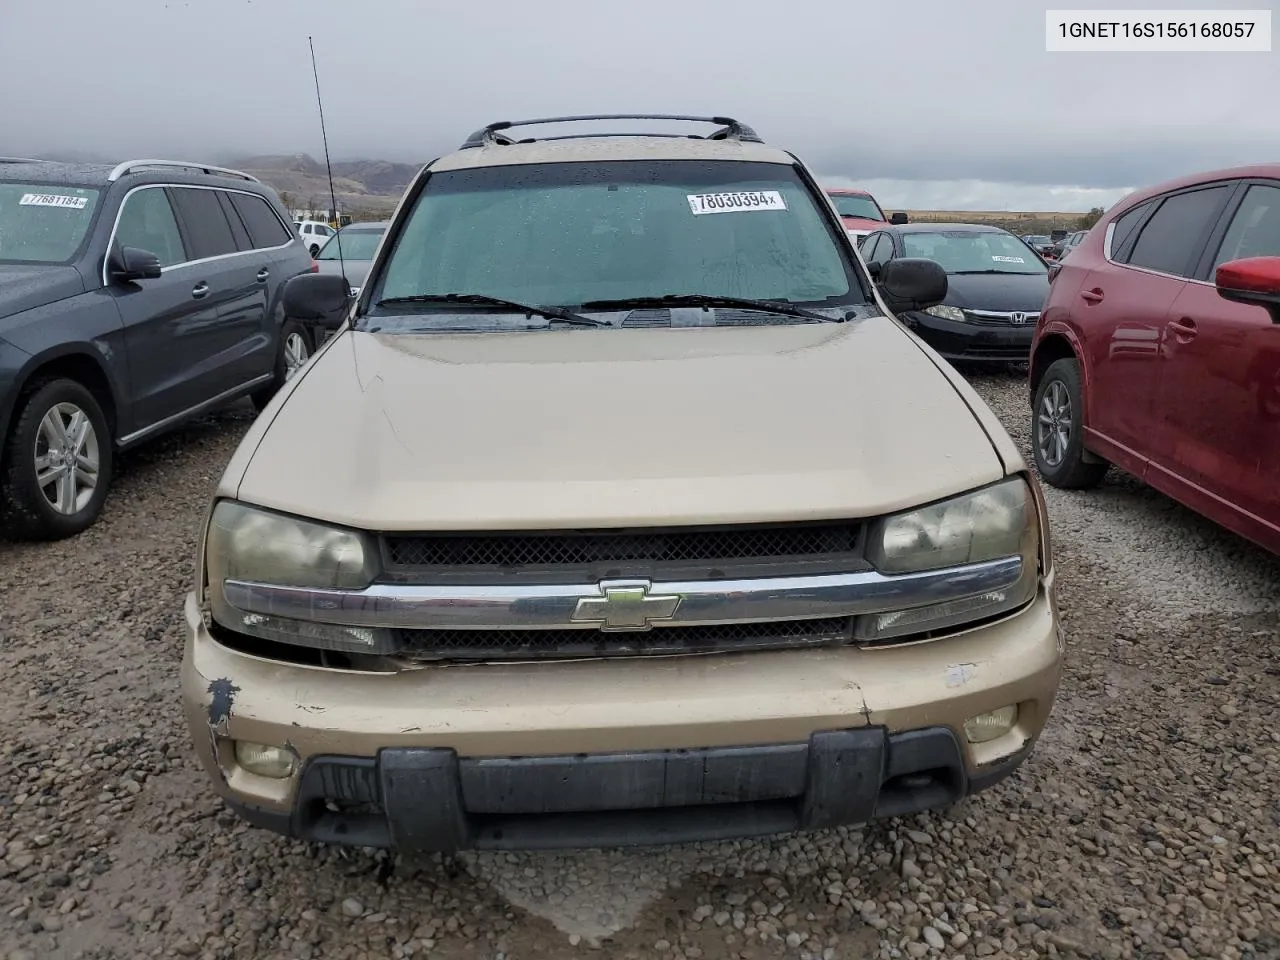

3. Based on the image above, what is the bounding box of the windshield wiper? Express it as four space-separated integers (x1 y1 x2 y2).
579 294 842 323
951 269 1026 275
374 293 606 327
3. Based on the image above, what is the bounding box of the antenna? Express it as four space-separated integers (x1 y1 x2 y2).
308 36 345 285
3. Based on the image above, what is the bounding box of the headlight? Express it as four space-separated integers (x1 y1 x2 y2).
204 500 390 653
858 478 1040 642
923 304 966 321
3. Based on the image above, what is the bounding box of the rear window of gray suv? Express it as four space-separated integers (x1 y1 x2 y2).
0 183 101 263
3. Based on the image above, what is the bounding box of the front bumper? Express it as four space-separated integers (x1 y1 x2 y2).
904 311 1035 362
182 580 1062 851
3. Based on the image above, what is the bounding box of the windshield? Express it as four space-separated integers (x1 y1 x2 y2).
370 159 863 330
903 230 1048 274
828 193 885 221
0 183 101 264
317 227 384 260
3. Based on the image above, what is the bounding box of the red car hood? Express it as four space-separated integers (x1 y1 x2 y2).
840 216 887 233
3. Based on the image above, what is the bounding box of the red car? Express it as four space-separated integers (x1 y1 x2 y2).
825 188 905 243
1029 164 1280 555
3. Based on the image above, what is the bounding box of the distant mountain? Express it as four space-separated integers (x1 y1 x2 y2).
228 153 424 214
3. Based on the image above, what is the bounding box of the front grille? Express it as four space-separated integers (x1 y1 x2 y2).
962 310 1040 327
382 521 865 582
393 617 855 661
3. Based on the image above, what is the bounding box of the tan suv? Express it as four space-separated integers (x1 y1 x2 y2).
182 114 1063 852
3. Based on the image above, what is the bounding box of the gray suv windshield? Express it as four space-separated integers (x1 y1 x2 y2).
0 183 101 264
367 159 865 330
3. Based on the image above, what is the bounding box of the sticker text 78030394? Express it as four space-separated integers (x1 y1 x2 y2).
686 191 788 215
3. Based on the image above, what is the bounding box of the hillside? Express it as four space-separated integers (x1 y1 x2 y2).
230 153 424 215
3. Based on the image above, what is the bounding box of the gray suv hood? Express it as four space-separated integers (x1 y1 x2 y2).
0 264 88 321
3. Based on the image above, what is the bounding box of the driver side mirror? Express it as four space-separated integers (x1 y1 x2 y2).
1216 256 1280 324
109 246 162 282
283 272 353 330
877 257 948 314
890 212 909 225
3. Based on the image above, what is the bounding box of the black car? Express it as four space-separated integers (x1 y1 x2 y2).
0 158 316 540
859 223 1049 363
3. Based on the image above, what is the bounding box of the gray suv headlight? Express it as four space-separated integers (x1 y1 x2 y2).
204 500 391 653
858 477 1040 642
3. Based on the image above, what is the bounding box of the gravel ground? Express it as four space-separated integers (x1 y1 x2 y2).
2 367 1278 960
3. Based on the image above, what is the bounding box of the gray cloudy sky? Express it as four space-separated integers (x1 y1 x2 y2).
4 0 1277 210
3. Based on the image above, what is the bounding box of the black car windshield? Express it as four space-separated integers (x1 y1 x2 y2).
317 228 384 260
368 159 863 330
0 183 101 264
828 194 885 221
903 230 1048 275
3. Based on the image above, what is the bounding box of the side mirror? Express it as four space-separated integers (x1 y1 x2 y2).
110 246 162 282
284 273 353 330
890 212 909 225
877 257 948 314
1216 256 1280 324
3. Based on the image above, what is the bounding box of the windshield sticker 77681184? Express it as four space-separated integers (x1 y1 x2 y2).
19 193 89 210
686 191 788 215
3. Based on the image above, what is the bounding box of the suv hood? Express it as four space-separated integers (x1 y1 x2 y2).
233 317 1005 530
0 264 87 321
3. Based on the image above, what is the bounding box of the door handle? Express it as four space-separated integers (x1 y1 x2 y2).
1080 288 1104 304
1169 316 1198 341
191 282 210 299
256 268 270 282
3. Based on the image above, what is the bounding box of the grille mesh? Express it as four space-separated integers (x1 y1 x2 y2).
394 617 854 660
385 523 861 569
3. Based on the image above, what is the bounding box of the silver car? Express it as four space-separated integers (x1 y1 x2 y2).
313 220 391 297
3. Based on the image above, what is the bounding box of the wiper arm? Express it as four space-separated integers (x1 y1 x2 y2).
374 293 606 327
579 294 842 323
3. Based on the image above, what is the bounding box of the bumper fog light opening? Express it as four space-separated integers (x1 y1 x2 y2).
963 705 1018 744
234 741 297 780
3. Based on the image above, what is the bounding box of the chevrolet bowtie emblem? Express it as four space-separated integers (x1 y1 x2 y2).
571 579 682 632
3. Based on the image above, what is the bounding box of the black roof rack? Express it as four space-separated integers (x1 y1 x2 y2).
459 114 762 149
0 157 50 164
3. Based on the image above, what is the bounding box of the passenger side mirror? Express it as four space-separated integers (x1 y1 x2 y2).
890 212 909 225
1216 256 1280 324
877 257 948 314
284 273 353 330
110 246 163 282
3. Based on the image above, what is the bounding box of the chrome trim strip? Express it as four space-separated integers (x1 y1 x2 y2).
100 183 298 287
117 373 272 446
108 159 259 183
222 556 1025 631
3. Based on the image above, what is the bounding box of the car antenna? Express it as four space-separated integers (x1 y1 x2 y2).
308 36 345 286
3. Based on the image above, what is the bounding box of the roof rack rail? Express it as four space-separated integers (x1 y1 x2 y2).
106 159 260 183
0 157 50 164
459 114 762 149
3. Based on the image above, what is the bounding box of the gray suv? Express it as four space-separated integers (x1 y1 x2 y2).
0 158 316 540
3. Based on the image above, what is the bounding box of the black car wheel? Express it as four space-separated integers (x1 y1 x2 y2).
1032 358 1108 489
251 320 314 413
0 378 114 540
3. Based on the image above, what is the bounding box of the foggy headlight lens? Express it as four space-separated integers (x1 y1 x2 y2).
869 477 1034 574
204 500 390 653
858 478 1040 642
206 500 375 589
923 305 966 321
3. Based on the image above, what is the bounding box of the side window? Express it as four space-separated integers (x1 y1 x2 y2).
317 224 332 237
215 191 252 251
169 187 238 260
1107 202 1150 262
229 192 294 249
115 187 186 267
1213 183 1280 270
1126 186 1231 277
862 234 884 263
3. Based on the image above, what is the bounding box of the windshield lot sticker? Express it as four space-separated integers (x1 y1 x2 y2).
687 191 787 215
19 193 89 210
992 255 1025 263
